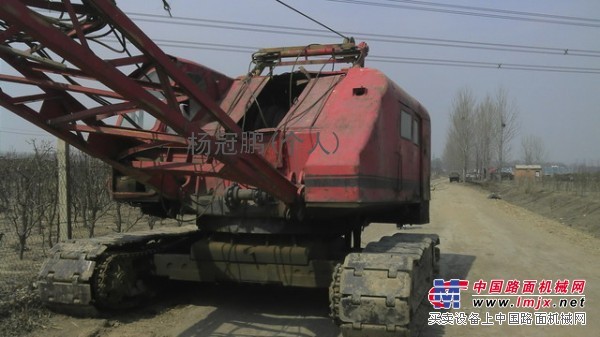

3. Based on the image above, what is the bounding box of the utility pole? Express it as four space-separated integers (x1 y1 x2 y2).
498 120 506 181
57 138 72 241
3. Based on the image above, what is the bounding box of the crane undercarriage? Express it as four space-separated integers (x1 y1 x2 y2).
39 226 439 336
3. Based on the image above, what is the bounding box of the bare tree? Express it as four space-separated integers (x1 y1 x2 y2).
70 151 112 238
114 202 163 233
442 136 460 172
431 157 444 176
114 202 146 233
443 88 476 178
4 141 58 259
0 154 12 214
521 134 546 165
473 94 496 179
493 87 519 179
41 161 59 249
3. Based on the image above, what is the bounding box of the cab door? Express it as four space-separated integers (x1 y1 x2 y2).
398 109 420 200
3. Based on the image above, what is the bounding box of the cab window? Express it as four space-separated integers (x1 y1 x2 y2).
400 110 412 140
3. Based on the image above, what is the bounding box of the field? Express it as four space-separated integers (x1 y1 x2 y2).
482 174 600 238
0 207 181 337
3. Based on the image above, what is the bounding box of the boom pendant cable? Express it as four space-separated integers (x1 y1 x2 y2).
275 0 348 40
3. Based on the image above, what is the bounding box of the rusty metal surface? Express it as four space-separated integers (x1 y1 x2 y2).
251 41 369 74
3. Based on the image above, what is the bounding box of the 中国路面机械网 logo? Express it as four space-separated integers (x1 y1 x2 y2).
428 279 469 309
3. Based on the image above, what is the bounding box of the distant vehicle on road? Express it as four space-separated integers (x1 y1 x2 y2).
449 171 461 183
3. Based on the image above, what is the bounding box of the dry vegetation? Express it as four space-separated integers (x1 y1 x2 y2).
0 145 179 337
482 173 600 238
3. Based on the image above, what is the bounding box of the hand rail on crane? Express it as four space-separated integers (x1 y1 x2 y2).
251 39 369 75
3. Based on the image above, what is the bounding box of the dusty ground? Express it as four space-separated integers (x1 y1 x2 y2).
0 210 178 337
16 180 600 337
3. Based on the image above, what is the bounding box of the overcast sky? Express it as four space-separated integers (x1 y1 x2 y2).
1 0 599 165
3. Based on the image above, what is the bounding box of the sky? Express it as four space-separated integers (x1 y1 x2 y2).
0 0 599 165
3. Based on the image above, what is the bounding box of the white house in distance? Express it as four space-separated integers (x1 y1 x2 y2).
514 164 543 181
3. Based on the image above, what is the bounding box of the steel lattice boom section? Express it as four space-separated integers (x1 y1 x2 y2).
0 0 298 203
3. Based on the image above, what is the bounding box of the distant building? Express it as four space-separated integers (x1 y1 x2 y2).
514 164 542 181
543 164 570 176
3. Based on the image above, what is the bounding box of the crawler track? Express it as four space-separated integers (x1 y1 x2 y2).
37 226 200 315
330 233 439 337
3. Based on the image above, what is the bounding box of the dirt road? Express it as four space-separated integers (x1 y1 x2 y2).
26 180 599 337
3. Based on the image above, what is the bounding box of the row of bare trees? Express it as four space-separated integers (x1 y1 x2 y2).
0 141 57 259
443 87 520 179
0 141 160 259
70 151 112 238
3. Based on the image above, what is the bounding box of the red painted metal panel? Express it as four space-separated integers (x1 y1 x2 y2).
216 76 271 129
301 67 430 207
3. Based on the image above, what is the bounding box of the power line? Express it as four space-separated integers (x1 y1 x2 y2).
380 0 600 23
369 55 600 74
274 0 348 40
100 37 600 75
125 12 600 58
101 36 255 53
328 0 600 28
151 39 256 53
0 128 52 137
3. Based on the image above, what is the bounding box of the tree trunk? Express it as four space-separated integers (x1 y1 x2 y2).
115 203 123 233
19 235 26 260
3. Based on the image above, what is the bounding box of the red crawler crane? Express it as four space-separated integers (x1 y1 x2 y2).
0 1 439 336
